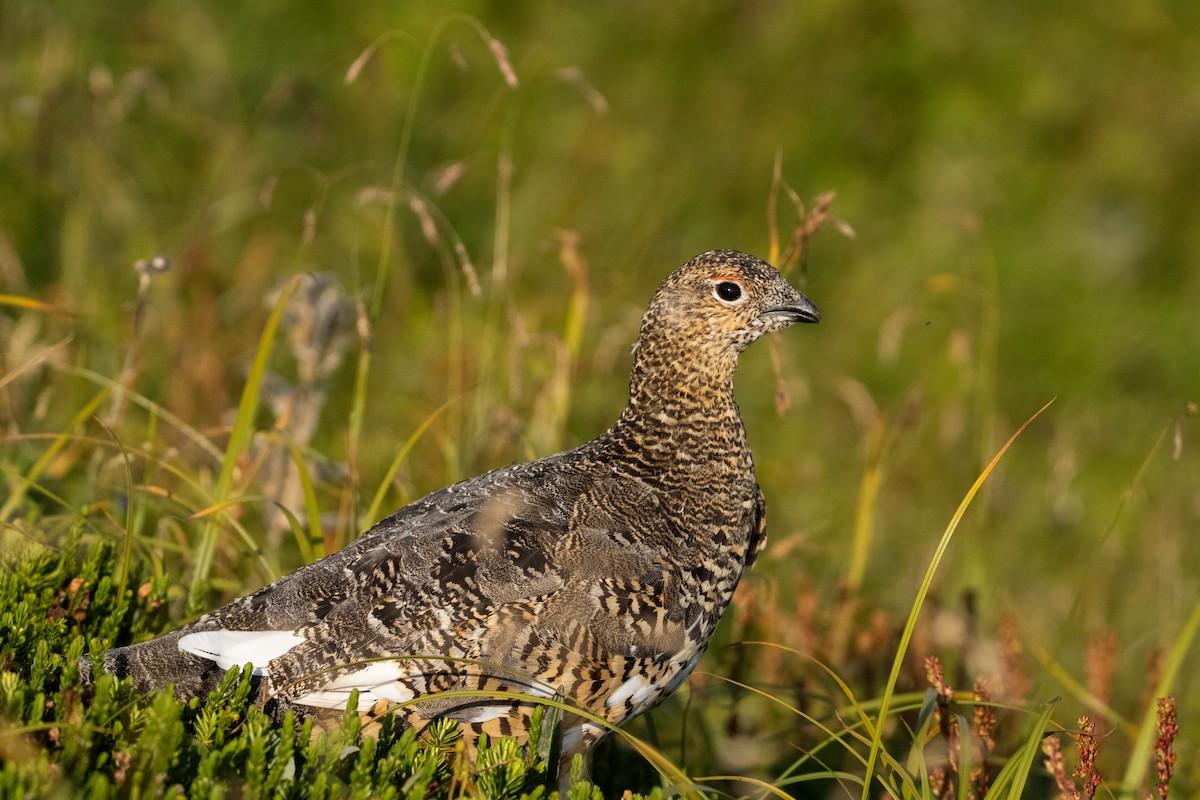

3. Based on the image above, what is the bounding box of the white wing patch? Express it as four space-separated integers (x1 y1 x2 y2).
177 630 305 677
290 690 377 711
606 674 655 709
454 705 509 723
292 662 417 711
562 721 607 753
324 661 406 690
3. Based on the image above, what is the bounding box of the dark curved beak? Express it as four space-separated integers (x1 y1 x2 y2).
763 293 820 324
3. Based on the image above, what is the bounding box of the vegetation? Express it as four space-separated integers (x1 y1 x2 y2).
0 533 595 799
2 3 1197 797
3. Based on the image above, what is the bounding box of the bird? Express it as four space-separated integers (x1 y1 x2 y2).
88 249 819 775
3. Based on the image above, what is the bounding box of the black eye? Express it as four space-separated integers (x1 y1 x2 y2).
715 280 743 302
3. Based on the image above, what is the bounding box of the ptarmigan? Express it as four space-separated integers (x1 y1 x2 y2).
90 249 819 773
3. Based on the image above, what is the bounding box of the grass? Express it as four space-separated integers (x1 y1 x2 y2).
2 3 1198 797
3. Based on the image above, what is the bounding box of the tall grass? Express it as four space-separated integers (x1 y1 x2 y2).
2 4 1198 797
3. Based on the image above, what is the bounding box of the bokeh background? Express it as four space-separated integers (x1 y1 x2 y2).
3 1 1198 794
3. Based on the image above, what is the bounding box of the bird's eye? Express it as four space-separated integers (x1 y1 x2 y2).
713 280 743 303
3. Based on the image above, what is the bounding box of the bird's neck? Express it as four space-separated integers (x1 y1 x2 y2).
626 327 740 408
581 340 752 479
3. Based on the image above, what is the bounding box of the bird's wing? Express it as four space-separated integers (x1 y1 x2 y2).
172 459 677 718
746 482 768 569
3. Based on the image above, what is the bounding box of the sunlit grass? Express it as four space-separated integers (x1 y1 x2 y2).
2 4 1198 797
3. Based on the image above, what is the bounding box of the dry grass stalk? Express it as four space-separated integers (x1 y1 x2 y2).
1085 628 1117 730
969 677 996 798
996 615 1031 703
930 766 953 800
1073 716 1102 800
1042 734 1080 800
923 659 1000 799
926 655 960 773
1151 696 1178 798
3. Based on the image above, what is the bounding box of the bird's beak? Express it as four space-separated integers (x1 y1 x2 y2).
762 293 820 325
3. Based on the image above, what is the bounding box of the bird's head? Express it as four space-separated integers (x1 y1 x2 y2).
637 250 820 364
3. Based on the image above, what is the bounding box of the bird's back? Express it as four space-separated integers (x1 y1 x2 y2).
100 443 759 753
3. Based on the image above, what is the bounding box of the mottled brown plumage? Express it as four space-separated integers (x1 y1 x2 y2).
90 249 819 772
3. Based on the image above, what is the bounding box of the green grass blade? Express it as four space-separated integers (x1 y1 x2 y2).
64 364 225 463
286 439 324 563
0 387 111 522
273 502 315 567
988 699 1056 799
1025 634 1131 731
859 399 1054 800
698 671 868 768
696 773 832 799
345 296 370 529
1117 587 1200 798
95 419 138 601
188 274 300 610
0 294 77 315
954 712 971 800
405 688 700 798
364 396 458 526
368 14 513 319
846 415 888 595
734 641 879 737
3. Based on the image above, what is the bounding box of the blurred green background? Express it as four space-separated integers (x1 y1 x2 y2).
3 0 1198 792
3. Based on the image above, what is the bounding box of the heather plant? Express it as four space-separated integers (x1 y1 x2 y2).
0 536 607 799
3 4 1198 798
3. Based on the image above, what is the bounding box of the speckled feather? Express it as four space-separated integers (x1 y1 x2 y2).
91 250 819 768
